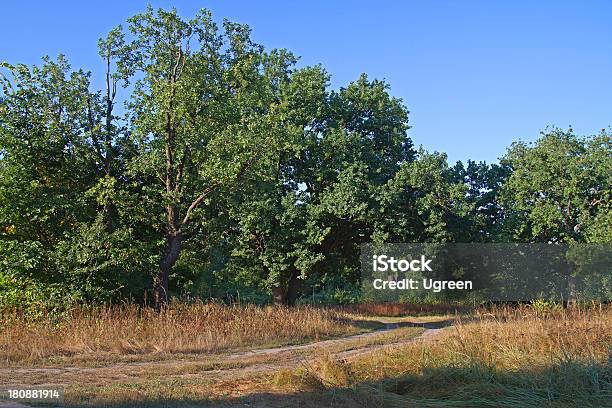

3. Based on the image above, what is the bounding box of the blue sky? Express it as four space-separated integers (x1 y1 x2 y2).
2 1 611 164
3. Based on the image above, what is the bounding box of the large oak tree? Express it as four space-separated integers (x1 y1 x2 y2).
114 8 295 305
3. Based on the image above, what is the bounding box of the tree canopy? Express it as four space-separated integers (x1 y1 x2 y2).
1 7 610 309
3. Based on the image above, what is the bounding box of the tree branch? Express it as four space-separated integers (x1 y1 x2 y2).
181 182 220 226
175 146 189 193
86 95 105 166
181 152 259 226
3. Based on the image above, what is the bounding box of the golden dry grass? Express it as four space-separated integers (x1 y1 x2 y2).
1 303 610 407
55 302 610 407
0 303 373 365
280 305 612 407
359 307 609 381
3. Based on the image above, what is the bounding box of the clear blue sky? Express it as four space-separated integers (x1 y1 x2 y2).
2 1 611 164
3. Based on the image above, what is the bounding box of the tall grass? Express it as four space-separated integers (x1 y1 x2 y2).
284 305 612 407
0 303 363 364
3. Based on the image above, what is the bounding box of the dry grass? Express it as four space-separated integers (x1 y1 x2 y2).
0 303 373 365
2 303 610 406
352 305 611 380
282 305 612 407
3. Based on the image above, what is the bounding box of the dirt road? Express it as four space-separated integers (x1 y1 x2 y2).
0 317 453 407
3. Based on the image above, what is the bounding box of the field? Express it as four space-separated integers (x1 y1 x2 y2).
0 304 383 366
0 303 610 407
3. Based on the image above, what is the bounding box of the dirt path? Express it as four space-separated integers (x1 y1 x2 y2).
0 318 453 389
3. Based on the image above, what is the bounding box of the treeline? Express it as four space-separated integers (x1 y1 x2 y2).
0 8 610 309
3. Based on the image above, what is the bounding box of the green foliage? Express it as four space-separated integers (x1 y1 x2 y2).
500 128 611 244
378 149 474 243
0 8 610 310
530 298 563 316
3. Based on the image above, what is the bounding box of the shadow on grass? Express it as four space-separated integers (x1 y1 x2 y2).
343 316 456 333
336 303 473 317
381 318 455 330
56 359 611 408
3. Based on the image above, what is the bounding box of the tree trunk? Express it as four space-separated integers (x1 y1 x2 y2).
155 232 182 309
271 269 302 306
567 274 577 308
272 285 285 305
285 268 301 306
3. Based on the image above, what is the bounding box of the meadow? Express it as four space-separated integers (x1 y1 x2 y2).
275 304 612 407
0 303 377 366
1 303 610 407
